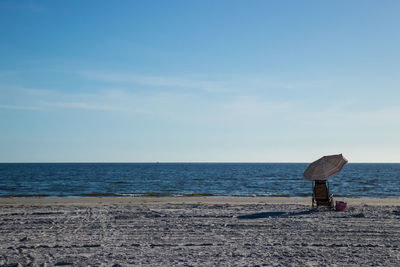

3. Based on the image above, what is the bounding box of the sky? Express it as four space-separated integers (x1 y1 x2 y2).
0 0 399 163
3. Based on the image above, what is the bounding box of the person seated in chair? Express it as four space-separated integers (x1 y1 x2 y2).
312 180 334 208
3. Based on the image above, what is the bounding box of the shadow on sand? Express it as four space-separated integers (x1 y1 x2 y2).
237 210 316 220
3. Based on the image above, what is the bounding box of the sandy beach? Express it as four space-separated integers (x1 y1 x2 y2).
1 197 400 266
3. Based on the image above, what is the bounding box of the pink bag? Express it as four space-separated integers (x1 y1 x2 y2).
336 201 347 211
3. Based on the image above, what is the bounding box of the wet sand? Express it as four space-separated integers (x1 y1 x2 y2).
1 197 400 266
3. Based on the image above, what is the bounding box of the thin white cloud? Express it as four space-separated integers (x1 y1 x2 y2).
41 101 129 112
23 88 55 96
302 105 400 125
0 86 196 115
0 104 43 111
38 90 158 114
223 96 294 116
79 71 334 100
3 78 399 137
81 71 234 93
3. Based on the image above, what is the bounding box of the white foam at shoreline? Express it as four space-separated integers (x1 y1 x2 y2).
1 196 400 206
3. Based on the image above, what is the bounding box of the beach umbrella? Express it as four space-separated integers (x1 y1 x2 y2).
303 154 348 181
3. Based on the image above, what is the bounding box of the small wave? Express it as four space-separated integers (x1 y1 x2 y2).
2 194 49 198
141 192 174 197
182 193 216 197
80 192 124 197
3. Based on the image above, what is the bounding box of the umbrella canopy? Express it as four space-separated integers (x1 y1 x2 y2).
303 154 348 181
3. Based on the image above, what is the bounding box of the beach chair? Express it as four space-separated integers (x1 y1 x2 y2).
312 180 334 208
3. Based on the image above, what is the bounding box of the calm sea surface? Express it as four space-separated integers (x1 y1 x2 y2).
0 163 399 198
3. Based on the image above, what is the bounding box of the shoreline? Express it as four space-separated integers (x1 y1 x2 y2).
1 196 400 206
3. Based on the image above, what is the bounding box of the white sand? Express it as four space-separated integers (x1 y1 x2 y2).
1 197 400 266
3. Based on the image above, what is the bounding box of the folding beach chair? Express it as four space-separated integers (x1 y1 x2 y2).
312 180 334 208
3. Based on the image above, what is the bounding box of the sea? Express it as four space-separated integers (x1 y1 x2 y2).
0 163 399 198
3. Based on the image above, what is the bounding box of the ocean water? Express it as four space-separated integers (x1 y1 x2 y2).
0 163 399 198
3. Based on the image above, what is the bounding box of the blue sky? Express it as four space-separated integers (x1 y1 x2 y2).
1 0 399 162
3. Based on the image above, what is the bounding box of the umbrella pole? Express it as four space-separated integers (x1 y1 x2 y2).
312 181 315 207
